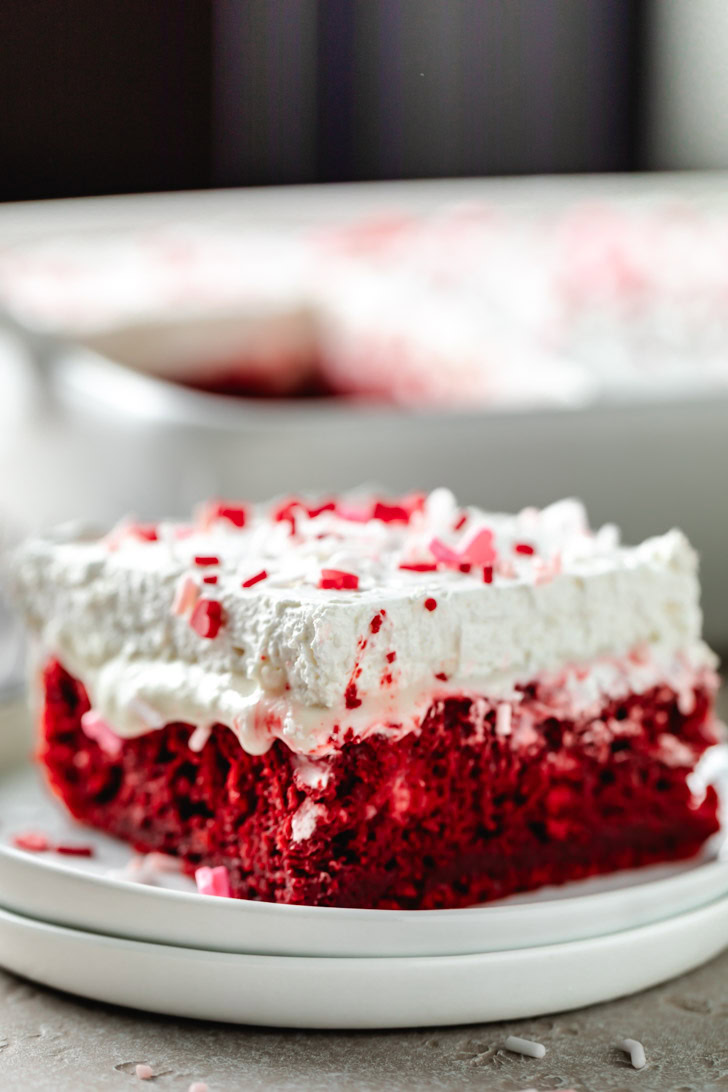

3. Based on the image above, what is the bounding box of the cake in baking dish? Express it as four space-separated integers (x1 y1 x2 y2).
12 490 723 908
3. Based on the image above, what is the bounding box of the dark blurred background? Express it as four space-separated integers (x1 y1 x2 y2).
0 0 647 202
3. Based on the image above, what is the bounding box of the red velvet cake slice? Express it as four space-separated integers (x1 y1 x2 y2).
13 490 723 909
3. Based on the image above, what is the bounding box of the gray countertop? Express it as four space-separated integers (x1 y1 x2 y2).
0 951 726 1092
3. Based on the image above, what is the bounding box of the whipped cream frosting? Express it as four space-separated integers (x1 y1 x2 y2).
13 489 716 755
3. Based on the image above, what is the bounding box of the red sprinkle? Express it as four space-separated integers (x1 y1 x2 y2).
194 555 219 567
345 682 362 709
453 514 467 531
202 575 218 585
207 502 247 528
483 565 494 584
242 570 268 589
424 598 438 612
272 499 302 533
129 523 158 542
307 500 336 518
458 562 472 573
514 543 535 556
386 651 397 663
319 569 359 591
370 613 384 634
190 599 224 639
55 844 94 857
373 501 410 523
399 562 438 572
13 832 49 852
435 672 449 681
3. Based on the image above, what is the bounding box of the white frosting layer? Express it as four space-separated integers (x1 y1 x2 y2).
13 490 716 754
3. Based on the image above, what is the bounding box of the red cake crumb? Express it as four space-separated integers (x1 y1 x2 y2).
345 682 362 709
370 612 385 634
39 659 721 910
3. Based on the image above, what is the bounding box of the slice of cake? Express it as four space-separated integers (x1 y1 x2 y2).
12 490 723 909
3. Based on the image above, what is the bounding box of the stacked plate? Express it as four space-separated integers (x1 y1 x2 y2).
1 758 727 1029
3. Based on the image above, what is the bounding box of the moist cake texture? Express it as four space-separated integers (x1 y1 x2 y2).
13 490 724 908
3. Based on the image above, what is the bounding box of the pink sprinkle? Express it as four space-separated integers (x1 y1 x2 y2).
514 542 535 556
424 598 437 612
194 555 220 567
497 558 517 579
172 574 199 617
80 710 123 758
189 1084 209 1092
242 569 268 588
319 569 359 590
428 537 461 566
135 1064 154 1080
336 501 372 523
189 599 224 639
458 527 496 565
55 844 94 857
195 865 231 898
13 831 50 852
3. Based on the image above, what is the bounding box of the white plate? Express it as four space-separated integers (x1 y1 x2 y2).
0 897 727 1029
2 759 727 958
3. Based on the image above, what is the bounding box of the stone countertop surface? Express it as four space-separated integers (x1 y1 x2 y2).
0 953 726 1092
0 689 726 1092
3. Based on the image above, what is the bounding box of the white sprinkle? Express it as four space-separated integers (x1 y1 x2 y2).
188 724 212 752
504 1035 546 1059
129 697 165 730
620 1038 647 1069
135 1064 154 1080
495 702 512 737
